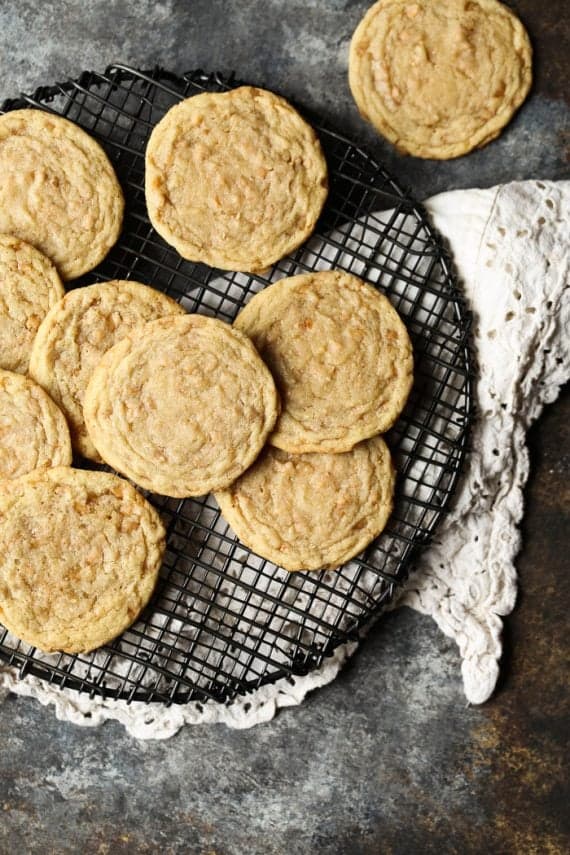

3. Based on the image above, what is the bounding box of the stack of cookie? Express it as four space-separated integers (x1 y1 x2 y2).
0 110 166 655
0 85 412 654
86 89 413 572
215 270 413 571
80 268 413 573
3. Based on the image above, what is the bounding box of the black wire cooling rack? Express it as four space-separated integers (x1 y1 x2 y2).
0 65 473 705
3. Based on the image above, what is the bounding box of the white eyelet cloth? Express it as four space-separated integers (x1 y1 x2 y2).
1 179 568 738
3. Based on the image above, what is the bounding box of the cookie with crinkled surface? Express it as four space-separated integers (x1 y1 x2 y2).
349 0 532 159
234 270 413 453
0 234 64 374
0 369 72 479
28 280 185 460
216 437 395 571
145 86 328 272
84 314 279 497
0 467 165 653
0 109 124 278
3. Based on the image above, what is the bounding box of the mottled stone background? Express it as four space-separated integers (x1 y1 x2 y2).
0 2 568 853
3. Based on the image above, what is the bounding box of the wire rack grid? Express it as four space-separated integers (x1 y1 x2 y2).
0 65 473 705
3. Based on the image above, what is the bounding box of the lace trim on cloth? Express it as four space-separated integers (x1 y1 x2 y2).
1 180 568 737
398 179 570 703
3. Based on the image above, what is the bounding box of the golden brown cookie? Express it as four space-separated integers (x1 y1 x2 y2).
84 314 279 497
0 109 124 278
216 437 395 571
0 369 72 480
145 86 328 272
234 270 413 453
0 234 64 374
0 467 165 653
349 0 532 159
28 280 185 460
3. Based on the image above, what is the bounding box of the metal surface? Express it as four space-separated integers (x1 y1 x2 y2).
0 65 472 704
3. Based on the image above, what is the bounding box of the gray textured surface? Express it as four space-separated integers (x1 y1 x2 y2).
0 1 568 853
1 0 568 199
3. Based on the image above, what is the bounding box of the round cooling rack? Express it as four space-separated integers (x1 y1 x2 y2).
0 64 473 705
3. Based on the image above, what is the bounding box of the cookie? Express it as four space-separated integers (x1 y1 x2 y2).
28 280 185 460
0 369 72 480
84 314 279 497
0 467 165 653
0 234 64 374
216 437 395 571
234 270 413 453
145 86 328 272
0 109 124 278
349 0 532 159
